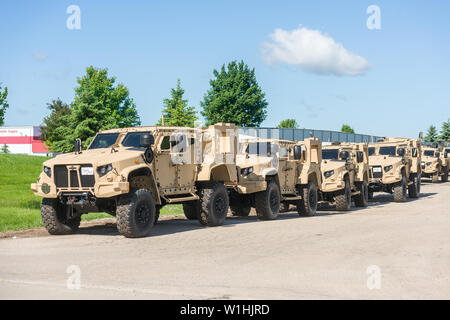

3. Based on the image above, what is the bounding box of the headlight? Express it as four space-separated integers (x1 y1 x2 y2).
97 164 113 177
324 170 334 179
241 166 254 176
384 165 393 172
44 166 51 177
426 162 432 166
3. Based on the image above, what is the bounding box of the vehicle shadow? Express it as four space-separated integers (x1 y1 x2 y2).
76 212 291 238
75 190 438 238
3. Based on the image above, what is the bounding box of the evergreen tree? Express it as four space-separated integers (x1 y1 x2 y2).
201 60 267 127
1 143 9 154
156 79 197 127
424 125 438 142
439 119 450 141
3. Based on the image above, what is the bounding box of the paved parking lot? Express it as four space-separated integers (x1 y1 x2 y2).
0 181 449 299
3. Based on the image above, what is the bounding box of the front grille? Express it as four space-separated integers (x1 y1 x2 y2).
54 164 95 188
372 166 383 178
54 165 68 188
79 165 95 187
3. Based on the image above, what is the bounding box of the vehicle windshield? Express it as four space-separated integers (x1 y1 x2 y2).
246 142 272 156
121 132 150 148
89 133 119 149
379 146 397 156
368 147 376 156
322 149 339 160
423 150 435 157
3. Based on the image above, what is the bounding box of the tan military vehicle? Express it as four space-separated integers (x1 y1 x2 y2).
231 137 322 218
31 123 239 238
368 138 422 202
421 147 448 182
320 142 370 211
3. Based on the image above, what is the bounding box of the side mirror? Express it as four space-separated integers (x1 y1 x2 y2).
339 150 350 160
397 148 405 157
140 134 155 148
74 139 81 154
412 148 418 158
436 152 440 158
294 145 302 160
356 151 364 163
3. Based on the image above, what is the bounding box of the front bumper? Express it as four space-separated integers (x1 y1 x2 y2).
31 181 130 198
321 180 345 193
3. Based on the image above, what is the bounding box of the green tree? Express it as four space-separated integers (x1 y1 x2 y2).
439 119 450 141
156 79 197 127
423 125 438 142
341 124 355 134
277 119 299 129
50 66 141 152
201 60 267 127
1 143 9 154
40 99 73 152
0 84 9 126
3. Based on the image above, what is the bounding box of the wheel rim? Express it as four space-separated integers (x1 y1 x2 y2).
135 202 151 228
213 195 227 217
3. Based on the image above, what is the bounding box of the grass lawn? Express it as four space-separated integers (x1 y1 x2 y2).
0 154 183 232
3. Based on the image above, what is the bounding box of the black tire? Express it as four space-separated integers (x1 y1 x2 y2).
198 183 229 226
116 189 156 238
442 167 448 182
335 179 352 211
354 181 369 207
296 182 318 217
182 201 200 220
279 202 290 213
255 181 280 220
393 175 407 202
432 173 439 183
368 190 374 200
230 205 251 217
41 198 81 235
408 174 420 198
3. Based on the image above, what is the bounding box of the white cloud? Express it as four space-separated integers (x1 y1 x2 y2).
262 25 370 76
33 52 48 61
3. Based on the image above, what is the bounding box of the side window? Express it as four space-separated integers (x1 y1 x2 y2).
171 134 187 153
279 147 288 158
160 136 170 150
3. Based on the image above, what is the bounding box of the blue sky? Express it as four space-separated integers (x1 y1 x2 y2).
0 0 449 138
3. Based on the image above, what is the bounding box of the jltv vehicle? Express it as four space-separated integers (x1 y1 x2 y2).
320 142 370 211
31 123 239 238
368 138 421 202
421 147 448 182
233 138 322 218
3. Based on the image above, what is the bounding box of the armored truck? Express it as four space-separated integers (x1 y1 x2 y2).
320 142 370 211
232 137 322 218
421 147 448 182
31 123 239 238
368 138 421 202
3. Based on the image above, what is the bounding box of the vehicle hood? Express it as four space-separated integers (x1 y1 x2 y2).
321 160 346 172
43 147 145 167
421 156 438 163
369 155 402 167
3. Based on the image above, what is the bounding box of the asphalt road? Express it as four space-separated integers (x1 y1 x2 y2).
1 181 449 299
